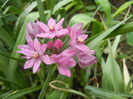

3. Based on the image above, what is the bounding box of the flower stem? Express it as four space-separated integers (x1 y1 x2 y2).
38 64 56 99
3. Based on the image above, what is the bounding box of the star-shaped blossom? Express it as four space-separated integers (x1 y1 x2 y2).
36 18 68 38
26 21 40 37
67 23 97 68
51 48 77 77
17 35 51 73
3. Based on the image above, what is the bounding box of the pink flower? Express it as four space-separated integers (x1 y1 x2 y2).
68 23 89 53
26 21 40 37
51 48 77 77
36 18 68 38
17 35 51 73
68 23 97 68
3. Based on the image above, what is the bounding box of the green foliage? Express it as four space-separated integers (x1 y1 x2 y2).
1 0 133 99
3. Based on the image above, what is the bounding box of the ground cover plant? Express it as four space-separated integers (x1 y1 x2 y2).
0 0 133 99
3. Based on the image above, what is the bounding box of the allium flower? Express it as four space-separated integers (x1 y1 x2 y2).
36 18 68 38
17 17 97 77
51 49 76 77
17 35 51 73
26 21 40 37
67 23 97 68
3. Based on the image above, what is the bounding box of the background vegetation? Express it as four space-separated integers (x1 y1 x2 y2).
0 0 133 99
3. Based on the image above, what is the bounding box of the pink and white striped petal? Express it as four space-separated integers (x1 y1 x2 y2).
33 60 41 73
34 38 41 51
24 59 35 69
58 66 71 77
48 18 56 27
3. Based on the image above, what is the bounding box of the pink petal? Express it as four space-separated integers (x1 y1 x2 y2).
21 56 31 59
17 45 29 49
62 48 77 57
76 45 90 53
34 38 41 51
17 49 34 57
56 56 69 64
79 59 97 68
71 23 83 31
37 21 49 33
54 39 63 49
55 18 64 30
40 44 47 54
36 33 50 38
50 54 57 63
58 66 71 77
33 60 41 73
78 53 96 60
30 21 40 34
78 34 88 41
47 41 54 49
48 18 56 27
26 35 34 50
42 55 52 64
24 59 35 69
26 23 34 36
67 58 76 67
56 29 68 37
49 33 56 38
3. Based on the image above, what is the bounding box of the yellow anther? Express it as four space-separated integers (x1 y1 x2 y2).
49 26 54 30
78 38 83 42
33 52 39 58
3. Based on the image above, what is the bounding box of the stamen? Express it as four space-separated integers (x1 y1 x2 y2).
49 26 54 30
78 38 83 42
33 52 39 58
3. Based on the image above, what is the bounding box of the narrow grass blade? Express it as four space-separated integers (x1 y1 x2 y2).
4 85 42 99
110 1 133 21
87 15 132 49
36 0 46 23
0 27 15 48
52 0 72 14
96 0 111 20
85 85 133 99
68 13 95 26
8 12 39 81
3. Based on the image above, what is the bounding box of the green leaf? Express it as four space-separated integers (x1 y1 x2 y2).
36 0 46 23
0 77 21 88
85 85 133 99
123 59 132 91
101 39 124 92
92 21 102 36
4 85 42 99
125 75 133 93
87 15 132 49
13 0 45 36
52 0 72 14
46 91 61 99
126 32 133 46
8 12 39 81
3 6 20 15
68 13 95 26
0 27 15 48
96 0 111 20
111 1 133 20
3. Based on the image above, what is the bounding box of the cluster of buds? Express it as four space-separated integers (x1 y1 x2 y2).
17 18 97 77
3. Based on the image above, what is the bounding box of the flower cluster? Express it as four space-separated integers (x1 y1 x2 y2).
17 18 97 77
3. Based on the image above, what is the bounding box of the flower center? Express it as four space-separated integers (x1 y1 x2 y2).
78 38 83 42
32 52 39 58
49 26 54 30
